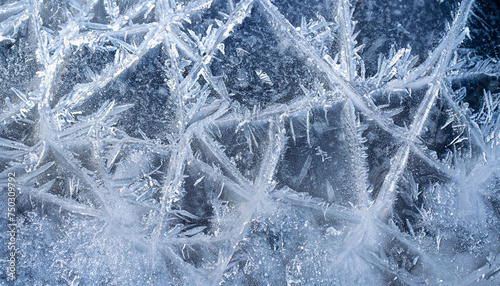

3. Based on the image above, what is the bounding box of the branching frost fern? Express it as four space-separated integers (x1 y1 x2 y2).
0 0 499 284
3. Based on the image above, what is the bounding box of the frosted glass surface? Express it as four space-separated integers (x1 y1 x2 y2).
0 0 499 285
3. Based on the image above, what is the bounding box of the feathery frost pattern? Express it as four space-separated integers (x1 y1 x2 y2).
0 0 499 284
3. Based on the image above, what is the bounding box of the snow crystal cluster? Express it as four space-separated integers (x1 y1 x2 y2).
0 0 499 285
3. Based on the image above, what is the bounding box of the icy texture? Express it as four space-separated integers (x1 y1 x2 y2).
0 0 500 285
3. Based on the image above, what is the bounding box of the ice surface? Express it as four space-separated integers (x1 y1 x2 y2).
0 0 500 285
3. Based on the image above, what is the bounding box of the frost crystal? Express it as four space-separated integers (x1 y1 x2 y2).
1 0 500 285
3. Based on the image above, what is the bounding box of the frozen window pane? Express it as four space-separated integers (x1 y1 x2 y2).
0 0 499 285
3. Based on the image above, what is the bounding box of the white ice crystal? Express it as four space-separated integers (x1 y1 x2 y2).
0 0 499 285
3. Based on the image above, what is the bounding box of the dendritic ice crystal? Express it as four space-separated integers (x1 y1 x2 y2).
1 0 500 284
